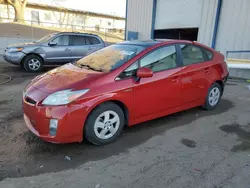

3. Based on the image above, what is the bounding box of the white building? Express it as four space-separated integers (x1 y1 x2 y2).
0 2 125 31
125 0 250 59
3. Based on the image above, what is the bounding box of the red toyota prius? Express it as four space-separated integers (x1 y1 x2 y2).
22 40 229 145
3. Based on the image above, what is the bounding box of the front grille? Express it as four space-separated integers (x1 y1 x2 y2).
25 97 37 105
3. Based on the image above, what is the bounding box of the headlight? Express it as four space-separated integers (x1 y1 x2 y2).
8 47 23 53
42 89 89 105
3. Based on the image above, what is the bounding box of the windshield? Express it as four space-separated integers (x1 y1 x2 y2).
36 33 56 43
76 44 146 72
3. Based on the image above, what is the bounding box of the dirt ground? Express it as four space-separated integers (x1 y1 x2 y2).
0 62 250 188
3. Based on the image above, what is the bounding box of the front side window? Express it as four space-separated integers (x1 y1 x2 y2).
140 45 177 72
52 35 69 46
76 44 145 72
180 44 205 65
118 61 139 79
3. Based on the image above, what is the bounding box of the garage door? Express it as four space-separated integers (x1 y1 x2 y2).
155 0 203 30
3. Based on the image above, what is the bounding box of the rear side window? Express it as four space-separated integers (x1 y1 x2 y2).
70 35 86 46
85 36 101 45
180 44 205 66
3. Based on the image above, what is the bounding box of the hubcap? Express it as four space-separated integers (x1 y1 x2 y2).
28 59 41 70
208 87 220 106
94 110 120 140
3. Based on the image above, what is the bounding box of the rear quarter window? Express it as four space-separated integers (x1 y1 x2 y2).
85 36 101 45
204 49 213 60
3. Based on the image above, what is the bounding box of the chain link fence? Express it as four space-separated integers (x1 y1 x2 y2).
0 17 125 56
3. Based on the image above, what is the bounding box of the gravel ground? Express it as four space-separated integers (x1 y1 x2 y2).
0 62 250 188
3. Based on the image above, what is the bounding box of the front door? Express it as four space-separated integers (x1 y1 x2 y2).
133 45 182 120
45 35 72 64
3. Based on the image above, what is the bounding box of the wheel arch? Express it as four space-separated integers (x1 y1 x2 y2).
85 99 130 127
215 80 224 95
21 53 45 66
109 100 129 126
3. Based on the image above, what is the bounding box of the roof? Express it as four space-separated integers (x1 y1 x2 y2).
26 2 125 20
119 40 162 47
119 39 192 47
55 32 98 36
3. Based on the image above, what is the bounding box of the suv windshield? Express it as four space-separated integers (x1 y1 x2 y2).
76 44 145 72
36 33 56 43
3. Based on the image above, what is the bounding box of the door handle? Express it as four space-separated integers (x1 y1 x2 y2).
88 47 96 50
204 67 210 74
171 76 180 83
64 48 71 51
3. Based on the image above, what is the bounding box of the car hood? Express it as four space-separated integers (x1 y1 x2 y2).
7 42 38 48
29 63 104 94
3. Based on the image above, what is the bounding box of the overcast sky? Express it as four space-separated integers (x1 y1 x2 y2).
29 0 126 17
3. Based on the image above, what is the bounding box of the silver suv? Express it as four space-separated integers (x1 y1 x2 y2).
3 32 106 72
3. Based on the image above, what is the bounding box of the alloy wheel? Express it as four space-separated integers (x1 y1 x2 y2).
94 110 120 140
208 87 220 106
28 59 41 71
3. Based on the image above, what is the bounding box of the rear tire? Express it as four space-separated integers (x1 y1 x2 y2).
202 83 222 110
23 55 44 73
84 102 125 145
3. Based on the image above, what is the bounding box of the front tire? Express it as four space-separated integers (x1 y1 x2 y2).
84 102 125 145
23 55 44 73
203 83 222 110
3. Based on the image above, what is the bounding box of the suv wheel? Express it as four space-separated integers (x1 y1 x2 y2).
23 55 44 73
84 102 125 145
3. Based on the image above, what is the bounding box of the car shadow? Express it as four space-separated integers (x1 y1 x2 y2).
0 98 234 180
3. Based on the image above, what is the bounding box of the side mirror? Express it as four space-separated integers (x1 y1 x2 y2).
49 41 57 46
136 67 153 78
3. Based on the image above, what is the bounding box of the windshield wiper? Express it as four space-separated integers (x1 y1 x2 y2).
78 64 103 72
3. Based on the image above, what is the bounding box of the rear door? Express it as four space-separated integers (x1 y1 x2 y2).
69 35 90 62
45 35 72 64
85 36 105 55
178 44 213 104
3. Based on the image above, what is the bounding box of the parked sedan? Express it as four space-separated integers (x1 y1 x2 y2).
22 40 229 145
3 32 106 72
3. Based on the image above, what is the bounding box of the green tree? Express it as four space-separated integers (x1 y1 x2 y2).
0 0 27 23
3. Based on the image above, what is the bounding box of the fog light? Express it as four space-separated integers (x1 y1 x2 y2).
49 119 58 136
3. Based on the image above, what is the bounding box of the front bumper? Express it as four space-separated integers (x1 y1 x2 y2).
23 95 89 143
3 51 25 65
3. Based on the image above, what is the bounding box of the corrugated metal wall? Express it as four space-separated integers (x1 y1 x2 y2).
155 0 202 30
216 0 250 57
198 0 217 47
126 0 250 58
126 0 153 40
126 0 214 42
